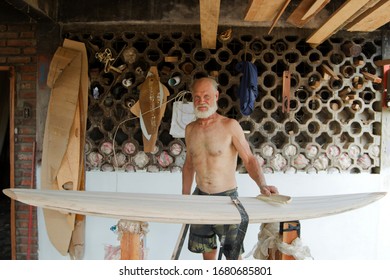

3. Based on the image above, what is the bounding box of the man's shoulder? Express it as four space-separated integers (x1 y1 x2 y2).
185 120 196 133
219 115 239 126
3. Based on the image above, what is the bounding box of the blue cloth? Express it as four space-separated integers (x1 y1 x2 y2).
235 61 258 116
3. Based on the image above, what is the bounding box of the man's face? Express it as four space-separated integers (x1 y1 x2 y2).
192 81 218 119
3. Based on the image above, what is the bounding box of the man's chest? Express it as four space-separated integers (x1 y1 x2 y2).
189 127 232 156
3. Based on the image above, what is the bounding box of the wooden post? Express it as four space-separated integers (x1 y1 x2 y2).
265 221 301 260
117 220 148 260
276 221 300 260
282 70 291 113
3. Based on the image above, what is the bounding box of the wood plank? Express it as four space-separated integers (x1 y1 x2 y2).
282 70 291 113
321 63 339 79
199 0 221 49
244 0 287 22
342 0 382 29
306 0 373 47
268 0 291 35
118 220 147 260
374 59 390 67
346 0 390 32
301 0 330 21
362 71 382 83
287 0 330 28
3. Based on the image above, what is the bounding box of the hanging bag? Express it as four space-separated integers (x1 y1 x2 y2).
169 92 195 138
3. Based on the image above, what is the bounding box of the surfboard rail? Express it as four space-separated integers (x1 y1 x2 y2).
3 188 386 224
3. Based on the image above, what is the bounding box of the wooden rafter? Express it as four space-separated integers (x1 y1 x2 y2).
244 0 287 22
199 0 221 49
302 0 330 20
306 0 373 47
287 0 330 28
346 0 390 32
341 0 382 28
268 0 291 34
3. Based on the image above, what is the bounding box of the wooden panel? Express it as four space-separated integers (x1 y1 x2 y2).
347 0 390 32
199 0 221 49
287 0 330 28
306 0 373 47
244 0 287 22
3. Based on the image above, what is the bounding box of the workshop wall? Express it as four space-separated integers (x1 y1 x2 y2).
63 26 384 174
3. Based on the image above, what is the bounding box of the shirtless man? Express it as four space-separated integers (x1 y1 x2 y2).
182 77 278 260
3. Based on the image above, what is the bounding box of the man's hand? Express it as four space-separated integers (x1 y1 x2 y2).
260 185 279 196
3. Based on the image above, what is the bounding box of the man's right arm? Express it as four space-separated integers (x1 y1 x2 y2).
182 125 195 195
182 154 195 195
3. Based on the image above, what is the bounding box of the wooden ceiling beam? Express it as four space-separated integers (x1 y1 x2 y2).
287 0 330 28
244 0 287 22
341 0 383 27
268 0 291 34
302 0 330 21
5 0 57 23
306 0 373 47
346 0 390 32
199 0 221 49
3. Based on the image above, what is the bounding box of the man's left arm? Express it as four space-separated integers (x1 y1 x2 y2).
230 120 278 196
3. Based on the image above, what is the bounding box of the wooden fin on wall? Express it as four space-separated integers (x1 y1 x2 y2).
199 0 221 49
306 0 373 47
287 0 330 28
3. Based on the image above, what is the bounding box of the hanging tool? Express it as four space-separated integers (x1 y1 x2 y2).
282 70 291 113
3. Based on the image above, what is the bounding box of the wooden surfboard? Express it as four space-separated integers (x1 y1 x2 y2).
62 39 88 260
3 188 386 224
40 39 88 257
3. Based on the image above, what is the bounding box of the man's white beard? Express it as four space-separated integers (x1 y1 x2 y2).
194 102 218 119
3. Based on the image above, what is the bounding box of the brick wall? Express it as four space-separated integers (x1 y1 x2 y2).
0 23 38 260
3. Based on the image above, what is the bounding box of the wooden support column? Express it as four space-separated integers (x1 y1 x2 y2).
117 220 149 260
260 221 301 260
276 221 300 260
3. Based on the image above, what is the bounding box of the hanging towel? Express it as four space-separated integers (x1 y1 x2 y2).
236 61 258 116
